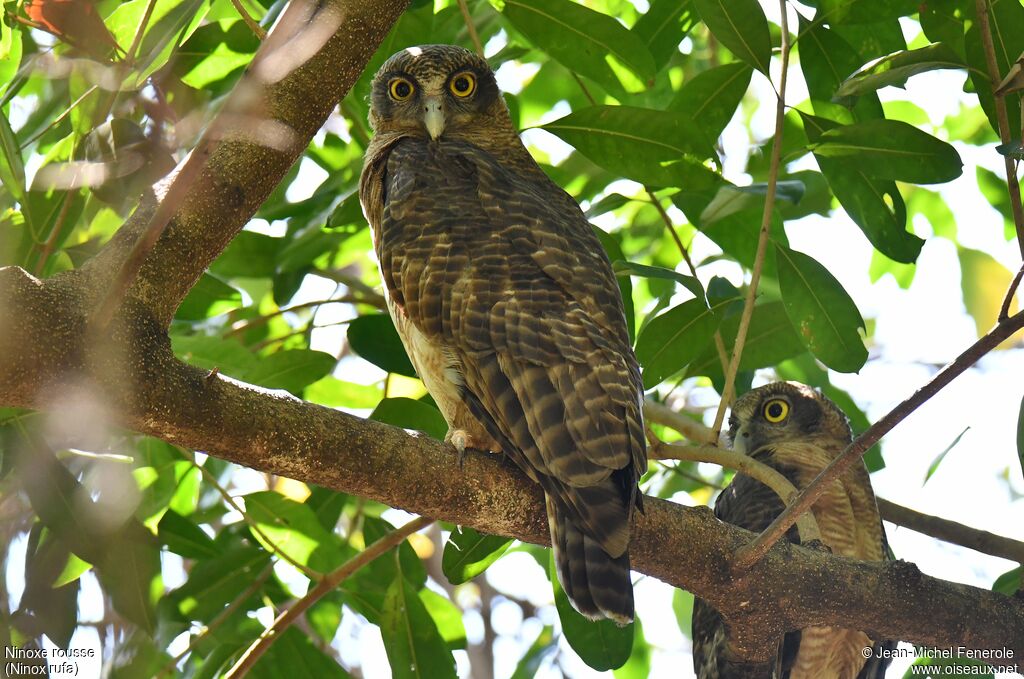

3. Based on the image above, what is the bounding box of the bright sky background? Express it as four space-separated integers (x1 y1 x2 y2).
6 1 1024 678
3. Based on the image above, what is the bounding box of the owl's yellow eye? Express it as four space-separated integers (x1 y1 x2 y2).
763 399 789 423
449 72 476 98
389 77 414 101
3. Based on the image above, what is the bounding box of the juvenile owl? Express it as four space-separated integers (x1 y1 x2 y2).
359 45 646 622
692 382 894 678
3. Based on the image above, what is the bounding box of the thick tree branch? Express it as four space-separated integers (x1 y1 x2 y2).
878 498 1024 564
0 268 1022 660
83 0 410 327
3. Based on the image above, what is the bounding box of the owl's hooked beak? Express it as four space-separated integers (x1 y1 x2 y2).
423 96 445 139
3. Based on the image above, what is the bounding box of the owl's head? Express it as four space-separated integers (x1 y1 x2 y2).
367 45 506 140
727 381 851 456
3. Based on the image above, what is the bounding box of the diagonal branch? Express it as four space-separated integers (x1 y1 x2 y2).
735 310 1024 570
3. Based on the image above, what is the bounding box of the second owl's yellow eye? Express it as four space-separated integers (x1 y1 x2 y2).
389 77 414 101
763 399 789 423
449 72 476 97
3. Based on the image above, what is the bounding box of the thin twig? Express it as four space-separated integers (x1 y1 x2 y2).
877 498 1024 563
225 515 433 678
155 562 275 678
999 262 1024 322
231 0 268 39
643 398 715 444
572 73 597 105
650 439 821 542
710 3 792 440
225 296 363 339
457 0 484 57
192 458 321 580
735 310 1024 570
975 0 1024 258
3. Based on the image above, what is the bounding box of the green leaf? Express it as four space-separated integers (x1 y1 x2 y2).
993 567 1021 596
180 20 256 89
248 627 351 679
304 377 382 409
246 349 336 393
0 108 27 210
812 119 963 184
502 0 656 94
347 314 416 377
370 398 448 441
442 526 513 585
699 180 805 225
798 19 884 124
689 301 805 378
613 261 705 300
549 552 633 671
835 42 966 100
1017 395 1024 483
802 112 922 263
170 544 270 619
176 273 243 320
542 106 715 187
419 589 467 649
632 0 697 70
671 62 753 141
923 427 970 485
637 298 733 389
172 335 258 378
594 227 635 343
510 626 557 679
959 247 1017 339
775 244 867 373
52 551 93 588
672 588 694 639
210 231 280 279
692 0 771 73
380 564 457 679
818 0 919 25
157 510 218 559
613 619 650 679
242 491 348 572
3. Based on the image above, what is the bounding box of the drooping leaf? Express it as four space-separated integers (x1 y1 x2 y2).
370 398 447 441
442 526 513 585
692 0 771 74
958 247 1019 342
636 298 729 389
613 261 705 300
801 112 922 263
632 0 697 70
993 567 1021 596
304 377 382 409
671 62 753 142
922 427 970 485
688 301 805 378
157 510 218 559
542 106 716 187
176 273 243 320
549 552 633 671
775 244 867 373
502 0 656 94
347 313 417 377
242 491 348 572
798 18 884 124
419 589 467 650
380 564 457 679
510 626 558 679
247 627 351 679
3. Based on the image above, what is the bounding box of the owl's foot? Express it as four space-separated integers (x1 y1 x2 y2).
446 429 499 468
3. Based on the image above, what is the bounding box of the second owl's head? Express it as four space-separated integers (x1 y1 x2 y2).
727 381 852 456
368 45 506 140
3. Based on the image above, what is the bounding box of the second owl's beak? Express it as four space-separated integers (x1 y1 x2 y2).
423 96 445 139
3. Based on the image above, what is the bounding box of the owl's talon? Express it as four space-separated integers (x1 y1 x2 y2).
447 429 470 468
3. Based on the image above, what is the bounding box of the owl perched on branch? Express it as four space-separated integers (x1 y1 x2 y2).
692 382 894 678
359 45 646 623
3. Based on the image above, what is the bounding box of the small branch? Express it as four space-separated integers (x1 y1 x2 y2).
999 262 1024 322
457 0 484 58
155 562 275 678
735 311 1024 570
231 0 268 39
192 457 321 580
651 440 821 543
975 0 1024 258
878 498 1024 563
643 398 715 444
710 5 792 439
225 515 433 678
224 295 373 339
